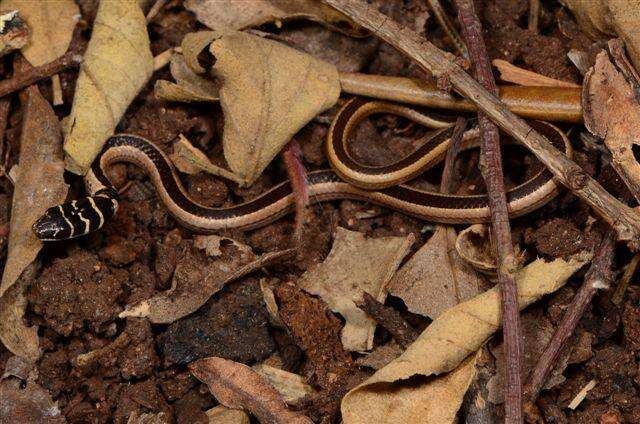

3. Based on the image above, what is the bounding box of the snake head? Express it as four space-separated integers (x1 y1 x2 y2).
33 190 119 241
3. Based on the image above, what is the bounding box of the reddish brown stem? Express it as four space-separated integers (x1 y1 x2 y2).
282 139 309 242
0 51 82 99
454 1 524 421
440 117 467 192
524 230 615 403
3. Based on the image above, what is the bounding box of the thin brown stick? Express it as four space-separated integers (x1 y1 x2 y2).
0 52 82 99
524 229 615 404
322 0 640 248
146 0 167 23
440 117 467 192
282 139 309 243
528 0 540 33
356 292 418 348
454 1 523 421
426 0 468 59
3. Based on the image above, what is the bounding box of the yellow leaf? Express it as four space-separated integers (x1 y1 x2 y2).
154 54 219 102
341 252 592 423
199 30 340 185
63 0 153 175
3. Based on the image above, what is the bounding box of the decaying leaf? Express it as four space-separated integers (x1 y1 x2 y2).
0 77 68 298
455 224 497 276
120 236 292 323
0 360 64 424
205 406 250 424
185 0 361 34
63 0 153 175
493 59 581 88
154 54 219 102
169 134 244 184
2 0 79 104
355 340 403 370
0 10 28 58
389 225 481 319
341 252 591 423
190 357 313 424
126 411 171 424
583 49 640 203
254 364 316 403
183 30 340 185
561 0 640 72
298 227 414 351
260 278 285 328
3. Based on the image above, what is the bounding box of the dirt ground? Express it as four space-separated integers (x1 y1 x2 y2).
1 0 639 423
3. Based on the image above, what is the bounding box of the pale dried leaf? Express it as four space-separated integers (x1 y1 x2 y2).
355 340 403 370
492 59 580 87
119 242 292 323
454 224 496 276
182 30 218 74
559 0 614 39
63 0 153 175
254 364 316 403
205 406 250 424
169 134 244 184
154 54 219 102
194 234 252 257
0 377 65 423
583 51 640 203
0 10 28 58
190 357 313 424
341 252 591 423
260 278 285 328
0 82 67 298
389 226 480 319
298 227 414 351
185 0 358 33
206 30 340 185
127 411 171 424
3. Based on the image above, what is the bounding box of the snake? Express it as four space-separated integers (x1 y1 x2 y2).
32 97 572 241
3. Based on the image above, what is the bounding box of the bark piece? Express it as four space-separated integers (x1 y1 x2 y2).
190 357 313 424
63 0 153 175
298 227 414 351
493 59 581 88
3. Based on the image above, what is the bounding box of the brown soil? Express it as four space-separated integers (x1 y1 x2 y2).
0 1 637 423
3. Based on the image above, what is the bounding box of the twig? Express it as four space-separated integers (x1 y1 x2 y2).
281 139 309 243
0 98 11 182
440 117 467 192
322 0 640 247
528 0 540 33
355 292 418 348
524 230 615 403
426 0 468 59
146 0 167 23
454 1 523 421
611 253 640 305
0 51 82 99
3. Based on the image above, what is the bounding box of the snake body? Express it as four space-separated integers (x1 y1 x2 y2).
33 98 571 241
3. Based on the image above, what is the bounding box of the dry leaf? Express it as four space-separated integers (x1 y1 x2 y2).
0 10 28 58
341 252 591 423
2 0 79 104
63 0 153 175
0 376 65 423
260 278 285 328
561 0 640 72
389 225 481 319
583 50 640 203
190 357 313 424
298 227 414 351
455 224 497 276
355 340 403 370
127 411 171 424
0 80 67 298
185 0 360 34
169 134 244 184
154 54 219 102
493 59 581 88
254 364 316 403
120 238 292 323
200 30 340 185
205 406 250 424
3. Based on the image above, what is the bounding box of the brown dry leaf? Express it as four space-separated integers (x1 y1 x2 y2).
583 50 640 203
493 59 581 88
63 0 153 175
0 360 65 424
154 54 219 102
355 340 403 370
198 30 340 185
0 10 28 58
190 357 313 424
561 0 640 71
205 406 250 424
298 227 414 351
120 237 292 323
341 252 591 423
169 134 244 185
254 364 316 403
389 225 481 319
126 411 171 424
2 0 79 104
185 0 360 34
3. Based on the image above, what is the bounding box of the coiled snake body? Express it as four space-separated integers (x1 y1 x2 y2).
33 98 572 241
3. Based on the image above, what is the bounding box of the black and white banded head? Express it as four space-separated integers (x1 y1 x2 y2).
33 189 119 241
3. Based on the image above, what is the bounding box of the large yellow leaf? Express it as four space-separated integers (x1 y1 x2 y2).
63 0 153 175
